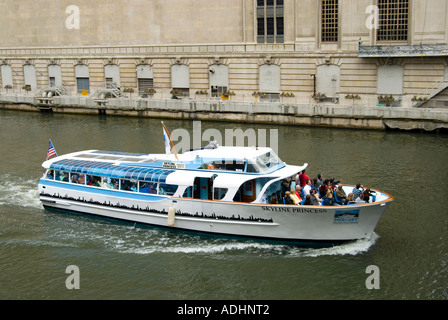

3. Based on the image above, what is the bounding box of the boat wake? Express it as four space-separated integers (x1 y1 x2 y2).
105 228 380 257
297 233 379 257
0 174 41 209
37 212 380 258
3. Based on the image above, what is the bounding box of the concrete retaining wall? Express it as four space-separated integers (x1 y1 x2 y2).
1 93 447 132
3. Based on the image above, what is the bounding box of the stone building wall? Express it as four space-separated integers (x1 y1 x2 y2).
1 0 447 107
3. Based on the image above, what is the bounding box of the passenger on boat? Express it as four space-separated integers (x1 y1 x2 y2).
322 191 339 206
326 179 337 191
318 183 327 198
297 170 310 187
71 174 79 184
60 172 69 182
281 177 292 195
352 184 364 200
101 177 109 189
330 177 341 187
283 191 294 205
310 189 322 206
335 185 348 205
46 170 54 180
289 189 301 205
87 176 100 187
104 178 115 189
303 179 312 196
317 173 324 187
148 183 157 194
362 188 375 203
78 174 85 185
122 180 137 192
346 193 355 204
303 195 312 206
311 178 319 191
294 185 303 201
270 195 278 204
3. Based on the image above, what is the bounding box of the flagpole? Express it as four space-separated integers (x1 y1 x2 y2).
161 122 179 161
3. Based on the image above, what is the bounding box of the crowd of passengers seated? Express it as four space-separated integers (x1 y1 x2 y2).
271 171 375 206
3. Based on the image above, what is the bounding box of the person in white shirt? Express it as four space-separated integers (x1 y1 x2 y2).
303 179 312 196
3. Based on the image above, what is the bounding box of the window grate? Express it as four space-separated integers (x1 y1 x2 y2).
321 0 339 42
377 0 409 41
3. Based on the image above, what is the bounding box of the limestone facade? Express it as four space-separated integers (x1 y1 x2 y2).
0 0 447 107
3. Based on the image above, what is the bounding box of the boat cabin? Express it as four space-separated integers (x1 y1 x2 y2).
41 145 306 205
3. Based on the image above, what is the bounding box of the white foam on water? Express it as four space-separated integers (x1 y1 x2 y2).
109 231 379 257
125 241 285 256
0 174 41 209
297 233 379 258
2 238 75 249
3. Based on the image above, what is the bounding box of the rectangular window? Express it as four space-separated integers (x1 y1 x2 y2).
257 0 284 43
46 169 54 180
120 179 137 192
321 0 339 42
105 77 114 89
377 0 409 41
266 18 275 36
138 78 154 96
277 17 284 36
257 18 265 36
211 86 228 98
76 77 90 94
56 171 69 182
139 182 158 194
158 184 178 196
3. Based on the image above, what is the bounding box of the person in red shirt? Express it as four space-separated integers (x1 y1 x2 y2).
298 170 310 187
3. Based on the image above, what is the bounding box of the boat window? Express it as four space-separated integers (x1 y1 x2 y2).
198 160 245 172
120 179 138 192
55 171 69 182
139 181 158 194
262 151 281 167
71 173 86 185
101 177 119 189
158 184 178 196
261 180 283 204
46 169 54 180
247 151 281 173
214 188 228 200
87 175 102 187
182 186 192 198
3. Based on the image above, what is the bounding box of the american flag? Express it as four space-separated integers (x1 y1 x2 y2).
46 139 57 160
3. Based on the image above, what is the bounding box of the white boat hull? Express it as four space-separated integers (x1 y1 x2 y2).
39 179 392 246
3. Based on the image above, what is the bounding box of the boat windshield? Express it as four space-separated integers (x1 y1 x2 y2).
246 151 282 173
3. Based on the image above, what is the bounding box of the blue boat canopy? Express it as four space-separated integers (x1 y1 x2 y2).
49 159 174 183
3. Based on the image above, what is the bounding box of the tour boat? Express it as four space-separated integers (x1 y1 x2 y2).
38 128 394 247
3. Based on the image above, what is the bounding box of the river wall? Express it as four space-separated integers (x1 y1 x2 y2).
1 93 447 132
